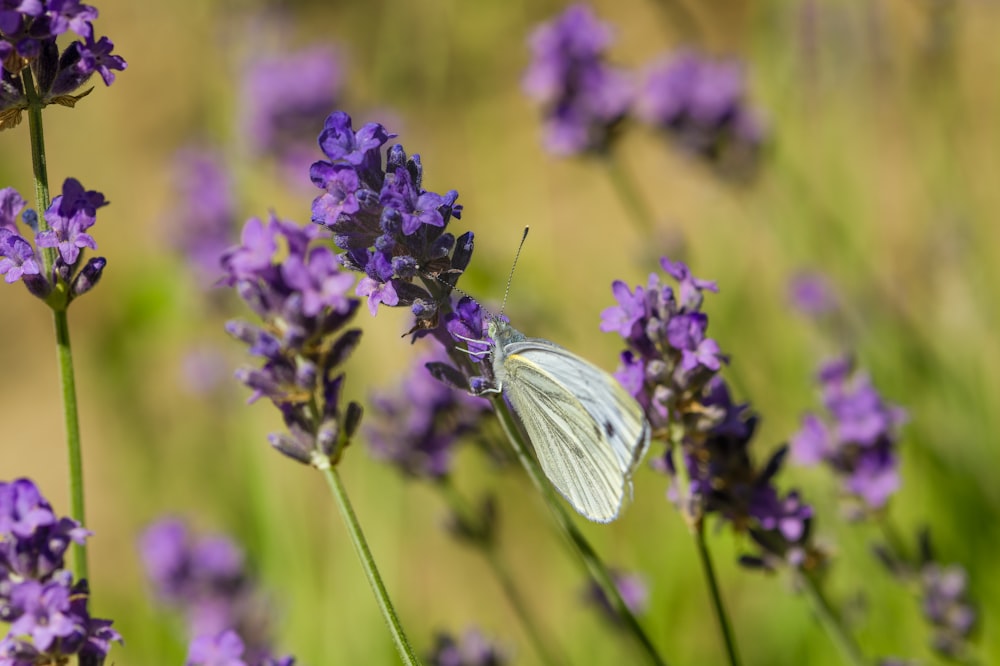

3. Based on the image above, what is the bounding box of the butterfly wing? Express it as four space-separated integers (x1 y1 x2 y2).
502 340 650 522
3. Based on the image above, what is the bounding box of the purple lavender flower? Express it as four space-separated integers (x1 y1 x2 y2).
583 569 649 627
790 357 906 513
0 187 26 232
139 518 295 664
0 478 121 661
221 213 363 467
367 345 490 479
637 49 764 178
522 4 632 156
309 111 468 326
600 257 725 434
166 146 238 286
604 260 822 569
0 179 107 304
0 2 125 128
787 270 837 317
240 46 342 186
0 233 40 283
427 628 506 666
920 563 976 658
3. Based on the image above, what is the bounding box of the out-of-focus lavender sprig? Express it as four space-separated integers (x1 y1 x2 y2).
636 49 765 180
0 179 108 306
602 258 823 570
0 1 126 130
241 46 343 187
367 344 492 480
0 478 122 663
309 110 469 328
790 356 907 518
787 270 839 319
873 530 978 661
139 518 295 666
522 4 632 157
427 628 508 666
166 146 240 289
221 212 363 468
583 569 649 628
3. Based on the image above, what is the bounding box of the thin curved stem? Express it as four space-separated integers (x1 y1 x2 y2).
490 396 669 666
692 524 742 666
798 571 866 666
321 465 420 665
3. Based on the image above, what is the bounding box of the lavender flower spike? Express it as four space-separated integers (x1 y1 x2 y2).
791 356 907 514
522 4 632 156
0 478 122 662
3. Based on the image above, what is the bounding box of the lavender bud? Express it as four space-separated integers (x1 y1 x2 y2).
69 256 106 298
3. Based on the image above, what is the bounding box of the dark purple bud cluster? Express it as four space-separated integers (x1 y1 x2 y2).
604 259 821 570
366 345 491 480
0 179 108 305
0 1 125 129
791 357 907 516
309 111 469 326
139 519 295 666
427 628 507 666
0 478 121 662
521 4 631 156
636 49 765 179
221 213 363 467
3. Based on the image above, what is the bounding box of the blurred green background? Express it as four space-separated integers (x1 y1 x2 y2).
1 0 998 663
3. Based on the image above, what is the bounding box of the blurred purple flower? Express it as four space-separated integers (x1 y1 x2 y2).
791 357 906 511
166 146 238 286
309 111 469 327
428 628 506 666
637 49 764 179
139 518 294 664
0 478 121 661
787 270 837 317
181 345 231 396
522 4 631 156
241 46 342 185
367 345 490 480
921 563 976 658
583 569 649 627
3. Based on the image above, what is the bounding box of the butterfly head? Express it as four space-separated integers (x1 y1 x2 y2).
486 316 524 350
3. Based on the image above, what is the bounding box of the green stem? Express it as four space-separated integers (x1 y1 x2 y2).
320 464 420 665
54 310 88 583
24 67 89 584
438 480 566 666
602 149 656 235
798 571 866 666
692 524 742 666
490 396 669 666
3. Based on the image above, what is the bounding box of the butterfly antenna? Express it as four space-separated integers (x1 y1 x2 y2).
499 226 529 316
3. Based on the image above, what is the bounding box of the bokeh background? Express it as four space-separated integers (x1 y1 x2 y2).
1 0 998 663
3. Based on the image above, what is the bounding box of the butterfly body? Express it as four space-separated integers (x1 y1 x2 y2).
486 318 650 522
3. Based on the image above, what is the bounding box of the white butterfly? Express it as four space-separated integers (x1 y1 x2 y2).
481 317 651 523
